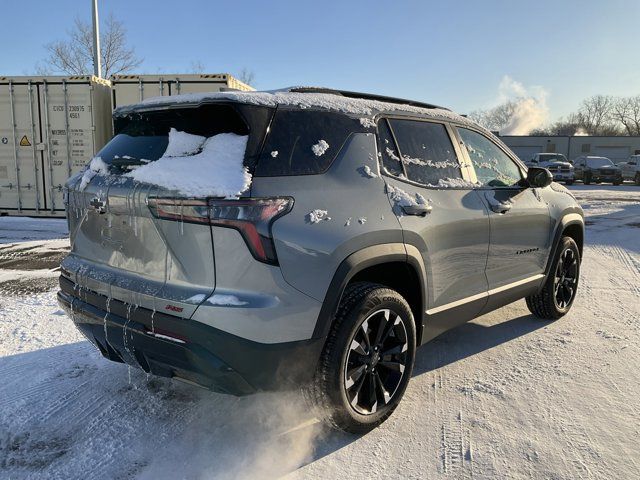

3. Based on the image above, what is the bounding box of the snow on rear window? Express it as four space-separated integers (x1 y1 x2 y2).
311 140 329 157
163 128 206 157
125 131 250 198
79 156 109 190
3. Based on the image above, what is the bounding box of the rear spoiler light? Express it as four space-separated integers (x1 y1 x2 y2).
147 197 293 265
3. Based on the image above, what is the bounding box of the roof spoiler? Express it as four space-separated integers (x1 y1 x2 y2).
288 87 450 111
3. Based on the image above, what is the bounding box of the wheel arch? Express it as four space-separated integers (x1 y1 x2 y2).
313 243 427 344
544 213 584 280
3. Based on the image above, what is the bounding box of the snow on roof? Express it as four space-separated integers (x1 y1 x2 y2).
113 87 475 127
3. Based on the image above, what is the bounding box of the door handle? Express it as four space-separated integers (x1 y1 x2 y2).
401 204 433 216
490 202 512 214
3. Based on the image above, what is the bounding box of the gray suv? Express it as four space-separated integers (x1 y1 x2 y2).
58 88 584 433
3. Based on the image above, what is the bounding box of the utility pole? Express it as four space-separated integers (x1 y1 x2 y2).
91 0 102 78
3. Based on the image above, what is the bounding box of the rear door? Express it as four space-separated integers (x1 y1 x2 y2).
456 127 552 305
377 118 490 340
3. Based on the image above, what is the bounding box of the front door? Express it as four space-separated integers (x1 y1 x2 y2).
455 127 552 297
377 118 490 341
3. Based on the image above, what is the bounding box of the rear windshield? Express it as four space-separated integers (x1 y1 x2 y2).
586 158 613 167
102 104 271 171
539 154 567 162
254 109 361 176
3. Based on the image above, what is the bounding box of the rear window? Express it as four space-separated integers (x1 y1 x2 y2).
586 158 613 168
254 109 360 176
102 104 272 171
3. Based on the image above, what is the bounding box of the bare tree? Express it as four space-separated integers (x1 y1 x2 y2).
236 67 255 86
40 14 142 77
610 96 640 135
575 95 618 135
468 101 518 132
189 60 206 74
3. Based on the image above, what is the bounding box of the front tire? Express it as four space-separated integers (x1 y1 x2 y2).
309 282 416 433
526 236 580 320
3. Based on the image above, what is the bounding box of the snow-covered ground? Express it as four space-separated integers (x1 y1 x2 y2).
1 185 639 479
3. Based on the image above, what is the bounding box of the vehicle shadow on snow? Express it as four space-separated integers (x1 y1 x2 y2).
412 313 549 376
0 314 549 479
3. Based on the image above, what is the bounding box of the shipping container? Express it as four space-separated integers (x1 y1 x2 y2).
0 76 112 216
110 73 254 109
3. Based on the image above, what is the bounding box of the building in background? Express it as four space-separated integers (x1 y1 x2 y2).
500 135 640 163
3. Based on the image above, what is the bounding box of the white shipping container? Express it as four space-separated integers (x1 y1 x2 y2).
110 73 254 109
0 76 112 216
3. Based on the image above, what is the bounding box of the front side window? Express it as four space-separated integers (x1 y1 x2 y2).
384 119 463 185
458 128 522 187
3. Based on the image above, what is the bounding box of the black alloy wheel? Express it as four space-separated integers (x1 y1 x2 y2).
344 308 409 415
553 247 579 309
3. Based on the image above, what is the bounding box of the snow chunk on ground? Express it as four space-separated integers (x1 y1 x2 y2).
206 294 248 306
307 209 330 224
271 151 279 158
125 132 250 198
359 118 376 129
163 128 206 157
79 157 109 190
311 140 329 157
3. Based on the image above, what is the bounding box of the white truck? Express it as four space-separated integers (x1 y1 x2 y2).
618 155 640 185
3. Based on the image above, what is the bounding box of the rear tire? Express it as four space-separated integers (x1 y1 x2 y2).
308 282 416 433
526 236 580 320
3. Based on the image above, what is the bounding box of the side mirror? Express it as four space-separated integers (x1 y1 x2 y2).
526 167 553 188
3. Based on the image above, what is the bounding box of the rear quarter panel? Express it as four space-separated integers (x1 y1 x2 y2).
250 133 403 302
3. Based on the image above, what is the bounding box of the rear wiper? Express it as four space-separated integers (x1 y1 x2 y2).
110 157 148 167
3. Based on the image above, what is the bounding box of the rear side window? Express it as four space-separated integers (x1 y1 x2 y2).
254 109 359 176
385 119 463 185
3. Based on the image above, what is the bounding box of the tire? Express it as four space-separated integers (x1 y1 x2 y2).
613 179 622 186
635 173 640 186
565 180 574 186
308 282 416 433
526 236 580 320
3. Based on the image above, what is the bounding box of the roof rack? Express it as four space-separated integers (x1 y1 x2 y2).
289 87 449 111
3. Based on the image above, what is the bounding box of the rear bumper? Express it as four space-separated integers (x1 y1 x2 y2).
590 173 622 182
551 173 574 181
58 277 324 396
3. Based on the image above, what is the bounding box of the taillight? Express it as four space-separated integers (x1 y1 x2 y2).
147 197 293 265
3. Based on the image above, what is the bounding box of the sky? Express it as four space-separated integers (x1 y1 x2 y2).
0 0 638 123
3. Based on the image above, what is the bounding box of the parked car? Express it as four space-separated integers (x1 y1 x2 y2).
618 155 640 185
58 88 584 433
573 156 623 185
527 153 574 185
